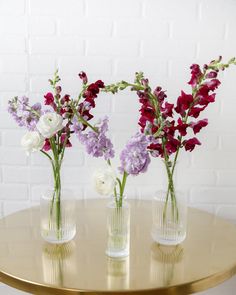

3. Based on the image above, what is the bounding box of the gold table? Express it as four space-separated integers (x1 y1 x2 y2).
0 199 236 295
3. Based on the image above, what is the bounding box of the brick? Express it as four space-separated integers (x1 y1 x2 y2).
190 187 236 204
3 167 29 183
144 0 198 20
87 39 140 57
197 40 236 60
142 40 196 59
59 19 112 37
192 150 236 170
63 167 91 184
220 136 236 151
115 20 169 38
112 94 140 114
0 147 28 165
30 0 84 16
58 56 112 76
200 0 236 21
0 0 25 15
114 58 168 80
217 171 236 187
172 20 225 40
29 16 56 35
63 149 84 167
30 37 84 55
0 37 26 54
30 185 49 201
0 16 27 35
30 76 54 93
30 152 51 166
0 113 18 129
87 0 142 18
109 114 139 131
177 169 216 187
29 56 57 74
0 55 27 74
0 74 26 92
29 167 51 184
0 184 28 200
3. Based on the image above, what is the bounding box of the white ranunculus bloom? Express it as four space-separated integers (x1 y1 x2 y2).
93 167 117 196
21 131 44 155
36 113 64 138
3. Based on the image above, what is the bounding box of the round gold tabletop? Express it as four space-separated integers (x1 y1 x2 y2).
0 199 236 295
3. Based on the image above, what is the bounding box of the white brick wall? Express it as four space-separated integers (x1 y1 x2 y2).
0 0 236 294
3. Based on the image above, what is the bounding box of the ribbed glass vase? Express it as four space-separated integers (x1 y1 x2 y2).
151 190 187 245
40 187 76 244
106 196 130 258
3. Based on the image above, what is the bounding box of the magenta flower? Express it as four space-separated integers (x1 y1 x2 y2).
184 137 201 152
190 119 208 134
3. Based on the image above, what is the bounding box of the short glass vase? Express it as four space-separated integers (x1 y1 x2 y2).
40 188 76 244
106 196 130 258
151 190 187 246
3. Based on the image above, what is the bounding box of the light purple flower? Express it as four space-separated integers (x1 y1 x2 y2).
72 117 84 135
119 132 151 175
8 96 42 131
77 116 115 160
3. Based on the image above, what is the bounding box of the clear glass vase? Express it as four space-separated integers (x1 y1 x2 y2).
151 190 187 245
106 196 130 258
40 187 76 244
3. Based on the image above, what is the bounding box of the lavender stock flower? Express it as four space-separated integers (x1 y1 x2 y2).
77 116 115 160
119 132 151 175
8 96 42 131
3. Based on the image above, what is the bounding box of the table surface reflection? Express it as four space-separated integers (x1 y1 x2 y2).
0 199 236 295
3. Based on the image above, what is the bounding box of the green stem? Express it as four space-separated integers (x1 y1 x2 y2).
48 137 62 240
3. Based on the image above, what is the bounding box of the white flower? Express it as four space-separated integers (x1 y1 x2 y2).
93 167 117 196
21 131 44 155
36 113 63 138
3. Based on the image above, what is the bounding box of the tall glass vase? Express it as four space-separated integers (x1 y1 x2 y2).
151 162 187 245
106 196 130 258
40 161 76 244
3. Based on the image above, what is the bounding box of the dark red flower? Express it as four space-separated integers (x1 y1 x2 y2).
139 107 156 132
188 106 206 118
163 120 175 137
44 92 54 105
190 119 208 134
79 71 88 84
175 91 194 115
148 143 164 157
61 134 72 148
161 102 174 118
176 118 189 136
184 137 201 152
204 79 221 91
154 87 167 104
188 64 203 88
206 71 218 79
95 80 104 88
43 139 51 151
165 136 181 154
198 90 216 106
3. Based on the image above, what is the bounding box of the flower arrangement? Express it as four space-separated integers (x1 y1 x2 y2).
105 56 236 220
8 70 105 240
73 113 151 208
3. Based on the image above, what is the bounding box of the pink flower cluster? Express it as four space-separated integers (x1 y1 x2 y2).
137 58 222 157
